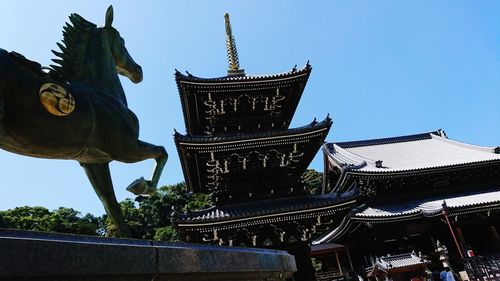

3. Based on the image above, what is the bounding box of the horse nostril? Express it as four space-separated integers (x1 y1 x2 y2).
133 70 143 83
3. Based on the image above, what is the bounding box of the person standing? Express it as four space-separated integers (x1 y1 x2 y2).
440 267 455 281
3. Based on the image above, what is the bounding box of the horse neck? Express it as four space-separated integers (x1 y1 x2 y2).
80 33 127 106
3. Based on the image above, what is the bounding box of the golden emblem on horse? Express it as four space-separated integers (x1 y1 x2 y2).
39 83 75 116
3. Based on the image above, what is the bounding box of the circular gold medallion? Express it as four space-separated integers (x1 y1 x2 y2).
39 83 75 116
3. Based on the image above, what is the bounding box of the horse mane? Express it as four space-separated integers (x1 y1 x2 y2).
50 13 96 82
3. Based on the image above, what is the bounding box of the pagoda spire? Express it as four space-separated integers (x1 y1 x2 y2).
224 13 245 76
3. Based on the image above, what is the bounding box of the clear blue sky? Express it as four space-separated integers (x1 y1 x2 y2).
0 1 498 216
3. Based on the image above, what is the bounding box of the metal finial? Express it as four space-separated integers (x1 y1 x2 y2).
494 146 500 154
224 13 244 76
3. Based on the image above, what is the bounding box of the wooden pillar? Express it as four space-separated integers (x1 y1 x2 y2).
455 226 467 252
335 251 343 275
442 202 465 258
346 249 354 270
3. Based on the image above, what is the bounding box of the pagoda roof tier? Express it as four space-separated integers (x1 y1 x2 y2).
324 129 500 193
174 117 332 204
313 187 500 244
175 64 312 135
173 191 358 232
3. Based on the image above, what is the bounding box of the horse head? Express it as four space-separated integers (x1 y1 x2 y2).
50 5 142 100
102 6 142 84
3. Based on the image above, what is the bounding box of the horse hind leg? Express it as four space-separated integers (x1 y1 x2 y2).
121 140 168 196
80 162 131 237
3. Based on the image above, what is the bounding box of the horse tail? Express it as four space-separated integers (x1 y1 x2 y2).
0 90 3 120
0 49 9 88
0 48 9 68
0 49 7 118
0 48 7 57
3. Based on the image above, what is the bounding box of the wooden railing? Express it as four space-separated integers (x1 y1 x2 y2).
316 270 344 281
463 256 500 281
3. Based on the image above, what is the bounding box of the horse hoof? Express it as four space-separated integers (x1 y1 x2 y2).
126 177 156 195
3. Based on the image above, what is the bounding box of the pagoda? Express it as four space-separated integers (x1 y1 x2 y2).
172 14 357 281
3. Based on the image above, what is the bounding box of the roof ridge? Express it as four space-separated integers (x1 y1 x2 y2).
335 130 441 148
382 252 414 260
431 133 499 154
175 63 311 82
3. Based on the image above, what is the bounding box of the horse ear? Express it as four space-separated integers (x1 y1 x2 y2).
105 5 114 27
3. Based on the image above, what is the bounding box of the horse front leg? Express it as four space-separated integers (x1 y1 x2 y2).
80 162 131 237
123 140 168 196
150 145 168 188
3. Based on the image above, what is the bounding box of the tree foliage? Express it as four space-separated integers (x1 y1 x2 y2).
303 169 323 195
106 182 211 240
2 170 324 240
0 206 102 235
153 226 178 242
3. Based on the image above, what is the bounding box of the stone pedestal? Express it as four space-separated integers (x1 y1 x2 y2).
0 229 296 281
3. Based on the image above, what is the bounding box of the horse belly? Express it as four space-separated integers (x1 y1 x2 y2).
1 75 94 159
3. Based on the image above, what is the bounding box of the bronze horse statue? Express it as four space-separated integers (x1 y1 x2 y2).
0 6 167 237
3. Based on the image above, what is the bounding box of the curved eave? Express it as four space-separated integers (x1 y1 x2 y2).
175 117 332 147
312 214 361 244
352 199 500 224
175 63 311 84
323 143 364 192
174 194 358 230
313 198 500 244
343 159 500 178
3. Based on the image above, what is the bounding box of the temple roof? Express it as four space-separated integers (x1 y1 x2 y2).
175 63 310 83
352 188 500 223
174 191 358 230
369 252 430 273
313 187 500 244
325 130 500 174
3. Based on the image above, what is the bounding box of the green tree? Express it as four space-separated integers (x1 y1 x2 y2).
153 226 178 241
0 206 52 231
106 182 212 240
302 169 323 195
0 206 101 235
184 191 212 212
50 207 102 235
2 174 325 239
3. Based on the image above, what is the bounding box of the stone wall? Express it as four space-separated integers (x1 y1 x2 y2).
0 229 296 281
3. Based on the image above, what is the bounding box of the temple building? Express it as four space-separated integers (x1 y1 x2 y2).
170 13 500 281
172 14 358 281
314 129 500 279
